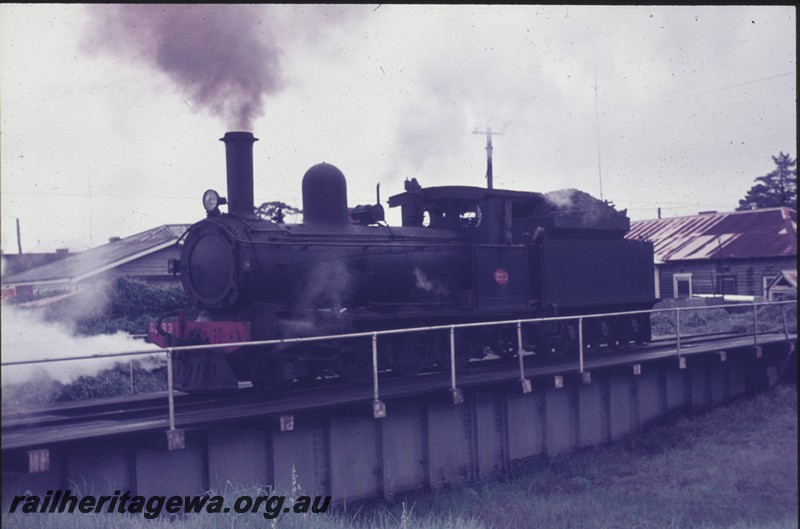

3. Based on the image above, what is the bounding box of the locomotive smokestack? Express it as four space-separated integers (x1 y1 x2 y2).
220 131 258 217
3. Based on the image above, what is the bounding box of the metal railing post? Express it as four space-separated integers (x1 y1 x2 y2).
372 333 379 403
781 304 789 339
578 316 585 373
675 309 681 356
753 303 759 347
449 326 457 391
517 321 531 393
449 326 463 403
516 321 525 378
129 360 135 394
166 349 176 432
371 332 386 418
164 349 185 450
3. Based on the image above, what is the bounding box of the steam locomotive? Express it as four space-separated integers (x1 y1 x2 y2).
148 132 656 391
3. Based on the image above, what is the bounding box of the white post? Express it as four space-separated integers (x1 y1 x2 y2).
449 326 457 392
164 349 185 450
372 333 379 402
371 333 386 418
448 326 463 403
753 304 759 347
578 317 585 373
517 321 525 378
166 349 176 431
517 321 531 393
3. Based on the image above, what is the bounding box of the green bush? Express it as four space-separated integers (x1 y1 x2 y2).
2 361 167 409
54 362 167 402
43 277 194 335
651 302 797 337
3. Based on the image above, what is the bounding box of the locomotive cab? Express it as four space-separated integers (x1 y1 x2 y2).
389 184 546 244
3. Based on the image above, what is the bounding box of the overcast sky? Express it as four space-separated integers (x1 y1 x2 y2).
0 4 796 254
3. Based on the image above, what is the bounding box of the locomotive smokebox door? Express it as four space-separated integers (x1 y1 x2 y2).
474 246 527 309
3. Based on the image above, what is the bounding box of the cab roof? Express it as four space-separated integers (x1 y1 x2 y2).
388 185 544 207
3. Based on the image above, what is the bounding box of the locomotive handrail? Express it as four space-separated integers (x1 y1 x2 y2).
2 299 796 366
205 217 465 247
3 299 795 441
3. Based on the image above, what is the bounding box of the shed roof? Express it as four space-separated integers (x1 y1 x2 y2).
2 225 190 287
626 208 796 263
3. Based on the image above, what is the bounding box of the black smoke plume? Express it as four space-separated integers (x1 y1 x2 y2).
83 5 282 129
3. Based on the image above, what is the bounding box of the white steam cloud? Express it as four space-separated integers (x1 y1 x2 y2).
299 260 353 311
414 267 448 296
1 305 158 386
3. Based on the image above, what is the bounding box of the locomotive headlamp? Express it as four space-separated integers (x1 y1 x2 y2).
202 189 227 214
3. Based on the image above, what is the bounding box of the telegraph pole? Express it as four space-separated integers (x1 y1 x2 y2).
16 218 22 254
593 51 604 201
472 126 504 189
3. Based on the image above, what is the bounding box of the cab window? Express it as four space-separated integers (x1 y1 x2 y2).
425 200 482 230
458 203 482 228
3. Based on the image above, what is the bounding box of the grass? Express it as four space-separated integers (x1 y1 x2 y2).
398 384 797 529
3 385 797 529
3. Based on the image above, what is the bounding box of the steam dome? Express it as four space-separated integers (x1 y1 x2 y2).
302 163 349 225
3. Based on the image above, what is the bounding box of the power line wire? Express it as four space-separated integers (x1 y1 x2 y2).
616 70 796 111
2 190 198 200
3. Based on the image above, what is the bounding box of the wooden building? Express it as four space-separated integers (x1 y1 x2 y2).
1 225 189 298
626 208 796 300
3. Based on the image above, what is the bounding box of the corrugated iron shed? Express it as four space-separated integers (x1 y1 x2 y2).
626 207 797 263
2 225 190 286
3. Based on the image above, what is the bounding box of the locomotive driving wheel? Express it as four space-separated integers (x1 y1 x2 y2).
540 322 579 360
339 345 373 383
634 314 651 345
610 316 634 348
493 327 519 360
389 333 430 377
248 351 288 392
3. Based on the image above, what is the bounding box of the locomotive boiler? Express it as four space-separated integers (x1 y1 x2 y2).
148 131 657 391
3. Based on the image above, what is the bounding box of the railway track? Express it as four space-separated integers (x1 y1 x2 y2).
2 330 794 451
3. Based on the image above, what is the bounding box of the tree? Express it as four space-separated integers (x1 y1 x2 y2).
255 201 302 223
737 152 797 211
